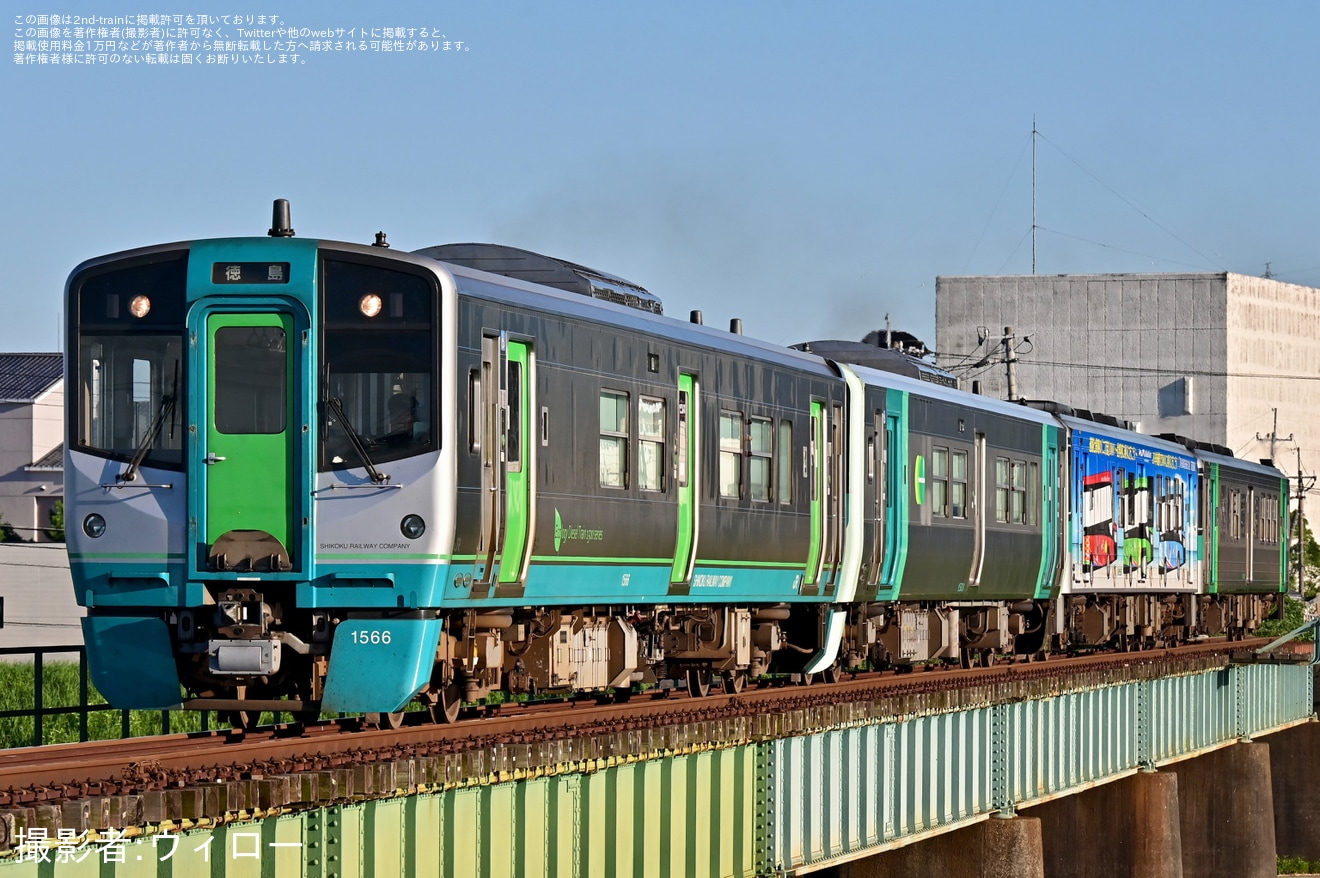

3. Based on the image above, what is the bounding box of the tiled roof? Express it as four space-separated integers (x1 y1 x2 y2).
0 353 62 402
28 443 63 470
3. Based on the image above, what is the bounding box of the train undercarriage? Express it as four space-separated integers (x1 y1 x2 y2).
167 585 1283 729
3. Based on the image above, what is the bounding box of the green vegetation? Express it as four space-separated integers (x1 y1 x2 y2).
47 499 64 542
1254 596 1315 643
1279 856 1320 874
0 512 18 543
0 661 209 749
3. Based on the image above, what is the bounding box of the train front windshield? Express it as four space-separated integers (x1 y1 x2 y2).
70 256 187 470
320 257 438 468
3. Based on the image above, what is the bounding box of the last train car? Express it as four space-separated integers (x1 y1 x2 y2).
1192 441 1287 636
65 202 864 723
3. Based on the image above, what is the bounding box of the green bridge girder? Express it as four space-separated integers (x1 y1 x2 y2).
0 661 1313 877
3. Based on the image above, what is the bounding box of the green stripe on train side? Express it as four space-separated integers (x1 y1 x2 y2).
882 389 909 597
498 340 532 584
1033 423 1061 600
670 372 697 584
804 401 825 586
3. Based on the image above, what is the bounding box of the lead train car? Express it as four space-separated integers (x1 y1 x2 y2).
67 219 862 720
62 206 1286 723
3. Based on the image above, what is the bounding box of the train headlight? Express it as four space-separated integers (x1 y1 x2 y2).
400 514 426 540
82 514 107 539
359 293 383 318
129 295 151 318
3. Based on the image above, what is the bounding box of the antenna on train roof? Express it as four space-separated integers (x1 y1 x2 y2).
268 198 295 237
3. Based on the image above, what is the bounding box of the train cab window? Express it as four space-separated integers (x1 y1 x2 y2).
599 390 629 488
320 258 436 469
951 450 968 519
778 421 793 505
749 417 772 502
638 396 665 492
931 447 950 517
719 412 743 499
70 256 188 470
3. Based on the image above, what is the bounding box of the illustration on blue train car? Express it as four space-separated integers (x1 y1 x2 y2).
1071 428 1198 587
1080 471 1117 571
1154 474 1188 570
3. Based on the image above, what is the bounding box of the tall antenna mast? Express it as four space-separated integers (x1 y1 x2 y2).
1032 116 1038 275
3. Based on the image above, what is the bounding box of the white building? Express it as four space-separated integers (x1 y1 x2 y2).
935 272 1319 486
0 353 64 542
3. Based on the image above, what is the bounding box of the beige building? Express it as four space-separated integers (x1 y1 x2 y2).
934 272 1318 488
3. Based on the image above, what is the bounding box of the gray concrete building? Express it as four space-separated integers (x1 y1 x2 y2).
0 352 64 542
935 271 1318 489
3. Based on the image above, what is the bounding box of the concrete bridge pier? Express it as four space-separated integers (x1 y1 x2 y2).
838 815 1045 878
1170 741 1276 878
840 737 1291 878
1270 720 1320 860
1030 770 1183 878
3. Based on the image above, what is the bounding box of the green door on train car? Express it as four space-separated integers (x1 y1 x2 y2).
203 312 295 564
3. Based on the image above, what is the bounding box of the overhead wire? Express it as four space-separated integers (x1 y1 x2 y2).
1034 131 1226 271
1034 226 1214 271
963 132 1032 274
1010 358 1320 381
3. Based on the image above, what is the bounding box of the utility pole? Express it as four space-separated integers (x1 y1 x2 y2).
1003 325 1019 402
1256 407 1293 464
1295 448 1316 599
968 327 1028 401
1031 117 1037 275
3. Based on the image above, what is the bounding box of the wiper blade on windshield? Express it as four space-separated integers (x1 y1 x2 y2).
119 362 177 484
325 395 388 484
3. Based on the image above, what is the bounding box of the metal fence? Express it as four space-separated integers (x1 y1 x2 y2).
0 645 211 748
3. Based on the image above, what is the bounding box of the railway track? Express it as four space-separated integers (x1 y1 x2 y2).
0 638 1291 821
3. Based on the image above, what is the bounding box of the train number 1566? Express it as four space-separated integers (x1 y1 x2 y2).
349 629 392 645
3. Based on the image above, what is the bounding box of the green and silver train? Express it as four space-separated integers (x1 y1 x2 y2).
62 201 1288 725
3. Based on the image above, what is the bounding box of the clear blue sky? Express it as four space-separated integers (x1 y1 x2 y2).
4 1 1317 354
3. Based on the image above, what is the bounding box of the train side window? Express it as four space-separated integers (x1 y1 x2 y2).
719 411 743 499
778 420 793 505
676 390 689 487
468 370 482 453
1028 461 1039 527
1177 478 1185 530
506 361 522 472
1010 460 1026 524
599 390 629 488
1115 468 1126 530
749 417 772 502
995 457 1010 523
931 447 949 518
638 396 666 492
951 450 968 518
1228 489 1240 540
